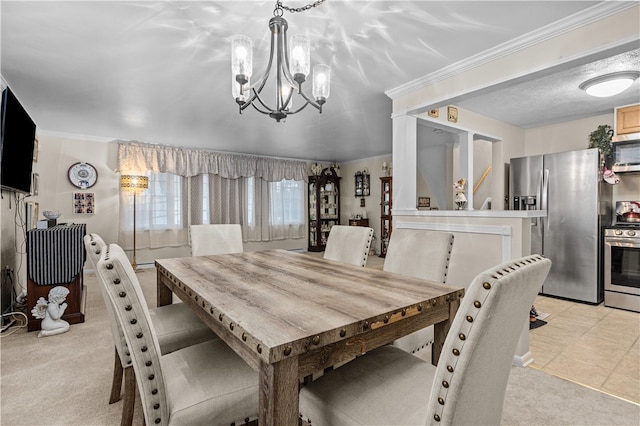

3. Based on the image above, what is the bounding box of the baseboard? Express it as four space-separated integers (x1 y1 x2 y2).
513 351 534 367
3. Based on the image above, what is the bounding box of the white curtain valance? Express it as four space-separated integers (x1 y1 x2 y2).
116 141 308 182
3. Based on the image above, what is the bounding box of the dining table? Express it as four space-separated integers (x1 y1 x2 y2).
155 249 464 426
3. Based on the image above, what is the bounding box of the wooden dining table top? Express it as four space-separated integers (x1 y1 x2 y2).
155 249 464 425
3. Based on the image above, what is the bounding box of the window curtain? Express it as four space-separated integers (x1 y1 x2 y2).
116 141 308 181
116 141 307 249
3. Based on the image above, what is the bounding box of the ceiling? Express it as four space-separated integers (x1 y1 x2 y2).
2 1 639 163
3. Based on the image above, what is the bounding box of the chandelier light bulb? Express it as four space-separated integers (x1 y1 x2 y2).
579 71 640 98
312 64 330 102
289 35 310 80
231 35 253 83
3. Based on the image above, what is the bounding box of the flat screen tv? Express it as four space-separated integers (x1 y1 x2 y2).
1 86 37 194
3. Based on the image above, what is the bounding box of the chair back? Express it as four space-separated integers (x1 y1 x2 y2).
97 243 169 426
383 229 454 283
426 254 551 425
323 225 374 267
83 234 131 368
84 233 106 270
190 224 243 256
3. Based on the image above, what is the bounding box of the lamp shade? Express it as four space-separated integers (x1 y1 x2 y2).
231 35 253 81
289 35 310 78
120 175 149 192
312 64 330 101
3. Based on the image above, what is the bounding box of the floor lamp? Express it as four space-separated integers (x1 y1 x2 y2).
120 175 149 270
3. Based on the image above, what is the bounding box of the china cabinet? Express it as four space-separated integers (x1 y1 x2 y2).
308 167 341 251
354 172 370 197
380 176 392 257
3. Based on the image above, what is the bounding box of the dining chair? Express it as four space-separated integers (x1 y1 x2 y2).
323 225 374 267
189 223 244 256
299 254 552 425
84 234 218 426
96 243 259 426
384 229 455 355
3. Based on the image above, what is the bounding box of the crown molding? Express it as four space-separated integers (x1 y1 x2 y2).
385 2 637 100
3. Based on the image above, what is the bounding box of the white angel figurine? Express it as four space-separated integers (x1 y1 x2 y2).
31 286 71 338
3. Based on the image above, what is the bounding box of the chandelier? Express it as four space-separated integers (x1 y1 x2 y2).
231 0 330 122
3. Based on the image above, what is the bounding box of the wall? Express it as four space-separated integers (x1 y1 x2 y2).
524 113 640 201
1 133 311 278
339 155 392 256
1 192 24 311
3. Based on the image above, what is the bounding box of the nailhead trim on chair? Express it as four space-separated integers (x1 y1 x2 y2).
431 255 544 423
361 228 374 266
101 245 169 426
442 235 454 282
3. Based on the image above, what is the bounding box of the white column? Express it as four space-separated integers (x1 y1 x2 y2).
392 114 417 211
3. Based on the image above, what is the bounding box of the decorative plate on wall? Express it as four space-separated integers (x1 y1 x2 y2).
68 162 98 189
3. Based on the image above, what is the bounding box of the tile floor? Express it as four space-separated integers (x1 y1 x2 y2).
352 253 639 404
529 295 640 404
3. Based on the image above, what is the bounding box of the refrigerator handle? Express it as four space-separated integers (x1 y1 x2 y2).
540 169 549 212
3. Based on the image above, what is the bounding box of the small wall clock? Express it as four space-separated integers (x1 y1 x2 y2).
68 162 98 189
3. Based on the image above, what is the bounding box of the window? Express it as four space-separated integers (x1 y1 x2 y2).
121 172 305 247
270 179 304 226
149 173 183 229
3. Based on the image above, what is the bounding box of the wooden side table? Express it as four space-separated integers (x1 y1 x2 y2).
348 218 369 227
26 224 87 331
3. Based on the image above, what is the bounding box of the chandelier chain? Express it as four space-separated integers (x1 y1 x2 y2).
277 0 326 14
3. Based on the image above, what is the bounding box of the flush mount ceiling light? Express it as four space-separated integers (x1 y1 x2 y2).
579 71 640 97
231 0 330 122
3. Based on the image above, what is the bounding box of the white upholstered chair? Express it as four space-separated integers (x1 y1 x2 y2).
299 255 552 426
385 229 455 354
323 225 374 267
96 243 259 426
84 234 218 425
190 224 243 256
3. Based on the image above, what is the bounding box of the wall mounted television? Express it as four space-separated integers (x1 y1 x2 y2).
0 86 37 194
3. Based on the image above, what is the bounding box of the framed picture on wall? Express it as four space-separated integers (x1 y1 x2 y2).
73 192 95 214
417 197 430 209
447 106 458 123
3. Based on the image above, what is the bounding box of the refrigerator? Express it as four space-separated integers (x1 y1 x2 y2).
509 148 612 303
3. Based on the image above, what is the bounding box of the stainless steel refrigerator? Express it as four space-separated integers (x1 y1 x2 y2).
509 148 612 303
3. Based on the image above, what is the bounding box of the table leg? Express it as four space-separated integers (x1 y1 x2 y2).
259 356 299 426
156 270 173 307
432 298 460 366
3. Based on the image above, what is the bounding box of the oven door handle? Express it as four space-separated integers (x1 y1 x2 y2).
605 238 640 247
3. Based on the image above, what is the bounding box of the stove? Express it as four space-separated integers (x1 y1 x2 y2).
604 201 640 312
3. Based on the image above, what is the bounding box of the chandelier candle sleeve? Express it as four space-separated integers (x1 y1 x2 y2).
289 35 310 78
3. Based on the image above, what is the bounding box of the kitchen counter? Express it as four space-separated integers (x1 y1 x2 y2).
392 209 543 367
393 209 546 218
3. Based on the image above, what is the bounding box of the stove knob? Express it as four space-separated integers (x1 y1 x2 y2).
628 230 636 237
614 230 623 236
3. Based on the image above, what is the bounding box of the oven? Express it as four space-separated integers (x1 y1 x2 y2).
604 202 640 312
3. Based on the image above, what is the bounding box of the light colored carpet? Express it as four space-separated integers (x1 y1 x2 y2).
1 267 638 425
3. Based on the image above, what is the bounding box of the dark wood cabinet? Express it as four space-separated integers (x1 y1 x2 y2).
308 167 341 252
380 176 392 257
26 224 86 331
348 218 369 227
354 173 370 197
